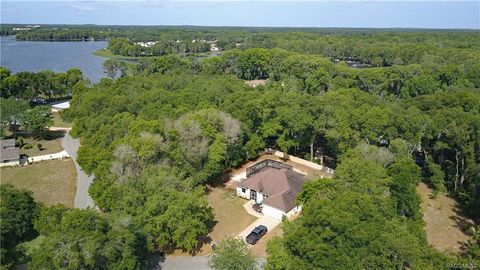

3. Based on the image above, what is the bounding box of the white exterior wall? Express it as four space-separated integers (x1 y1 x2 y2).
285 205 302 219
236 187 250 200
256 192 264 204
262 205 287 220
262 204 303 220
236 187 265 204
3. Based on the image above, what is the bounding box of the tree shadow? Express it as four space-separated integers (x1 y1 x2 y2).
450 207 476 235
43 130 66 140
188 234 213 256
146 253 166 270
207 173 230 189
14 130 65 141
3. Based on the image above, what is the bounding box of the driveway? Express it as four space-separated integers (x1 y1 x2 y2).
61 132 95 209
238 213 281 240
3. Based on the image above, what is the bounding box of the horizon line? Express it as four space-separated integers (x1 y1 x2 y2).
1 23 479 31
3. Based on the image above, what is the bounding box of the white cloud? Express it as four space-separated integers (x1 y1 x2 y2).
73 4 94 13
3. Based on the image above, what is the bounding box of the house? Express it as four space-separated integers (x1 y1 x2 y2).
236 159 307 220
0 139 20 163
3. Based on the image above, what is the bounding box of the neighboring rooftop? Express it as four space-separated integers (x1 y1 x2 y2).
238 167 307 212
1 147 20 162
245 80 267 88
51 101 70 110
1 139 16 149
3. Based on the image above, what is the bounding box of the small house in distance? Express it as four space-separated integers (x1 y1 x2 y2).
236 159 307 220
0 139 20 164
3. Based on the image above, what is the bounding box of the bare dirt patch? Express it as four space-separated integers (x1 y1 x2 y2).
417 182 475 254
245 79 267 88
0 159 77 207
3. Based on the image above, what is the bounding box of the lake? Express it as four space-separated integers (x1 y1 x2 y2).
0 36 108 83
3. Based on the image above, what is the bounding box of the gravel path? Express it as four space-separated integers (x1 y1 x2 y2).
61 132 95 209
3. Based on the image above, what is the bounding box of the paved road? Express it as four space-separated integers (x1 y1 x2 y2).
150 256 211 270
148 256 265 270
61 132 95 209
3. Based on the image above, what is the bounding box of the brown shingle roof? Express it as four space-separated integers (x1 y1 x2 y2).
237 168 307 212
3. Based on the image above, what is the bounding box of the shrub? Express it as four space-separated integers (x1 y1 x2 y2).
36 144 43 151
16 137 24 147
24 143 33 149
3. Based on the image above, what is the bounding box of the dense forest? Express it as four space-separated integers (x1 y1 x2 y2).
2 24 480 66
1 26 479 269
0 67 85 100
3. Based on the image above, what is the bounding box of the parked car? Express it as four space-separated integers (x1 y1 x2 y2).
246 225 267 245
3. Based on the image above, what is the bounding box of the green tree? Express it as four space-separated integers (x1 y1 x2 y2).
266 145 446 269
208 237 256 270
387 157 422 219
103 59 120 79
0 98 29 134
21 106 53 138
30 209 146 270
0 184 39 268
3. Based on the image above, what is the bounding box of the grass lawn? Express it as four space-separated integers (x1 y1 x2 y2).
19 134 64 157
171 185 257 256
52 112 72 128
14 130 66 157
0 159 76 207
93 48 161 60
207 186 257 242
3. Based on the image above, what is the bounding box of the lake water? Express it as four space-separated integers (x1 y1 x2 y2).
0 36 108 83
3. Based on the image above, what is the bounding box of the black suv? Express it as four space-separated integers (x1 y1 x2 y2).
246 225 268 245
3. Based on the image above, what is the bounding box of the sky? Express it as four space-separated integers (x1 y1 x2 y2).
1 1 479 29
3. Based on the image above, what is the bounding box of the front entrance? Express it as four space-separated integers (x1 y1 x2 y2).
250 190 257 201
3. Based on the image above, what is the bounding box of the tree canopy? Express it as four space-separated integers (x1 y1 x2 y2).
0 184 39 269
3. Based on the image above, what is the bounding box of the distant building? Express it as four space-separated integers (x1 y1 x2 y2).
210 44 220 52
135 41 158 48
0 139 20 163
245 80 267 88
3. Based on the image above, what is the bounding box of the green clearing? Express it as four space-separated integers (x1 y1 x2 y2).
0 159 77 207
18 132 65 157
93 48 158 60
